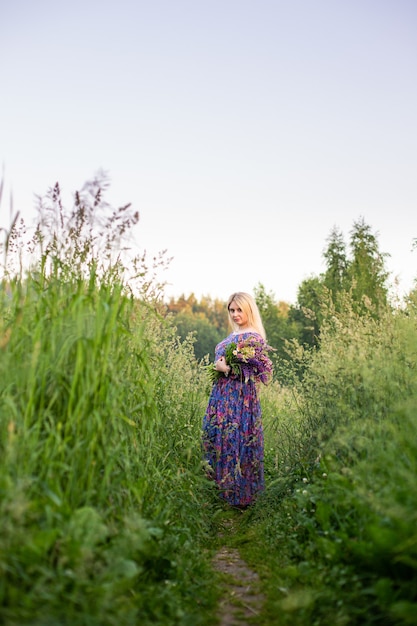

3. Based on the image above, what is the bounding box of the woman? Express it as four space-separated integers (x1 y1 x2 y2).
202 292 273 508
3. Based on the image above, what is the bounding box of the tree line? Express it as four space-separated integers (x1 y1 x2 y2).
163 217 411 379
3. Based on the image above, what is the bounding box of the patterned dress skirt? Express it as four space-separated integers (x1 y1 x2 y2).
202 375 265 507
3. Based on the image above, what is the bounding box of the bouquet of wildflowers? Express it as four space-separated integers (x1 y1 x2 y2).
208 336 274 385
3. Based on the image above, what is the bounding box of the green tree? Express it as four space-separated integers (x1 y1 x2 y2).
289 276 326 348
254 283 296 344
254 283 280 339
173 311 224 361
164 293 229 360
291 220 391 351
323 226 348 300
346 217 390 316
192 294 229 331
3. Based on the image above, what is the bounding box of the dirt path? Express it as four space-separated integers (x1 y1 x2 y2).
212 517 265 626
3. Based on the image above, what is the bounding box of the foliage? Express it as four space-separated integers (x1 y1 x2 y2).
170 310 225 360
2 173 171 300
254 282 302 365
0 176 218 626
290 218 391 352
3 172 416 625
289 277 326 348
323 226 348 295
347 217 390 315
238 294 417 625
164 294 228 360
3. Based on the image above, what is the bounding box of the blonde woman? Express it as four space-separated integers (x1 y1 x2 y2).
202 292 273 508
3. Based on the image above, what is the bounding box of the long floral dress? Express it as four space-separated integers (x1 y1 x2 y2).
202 331 270 507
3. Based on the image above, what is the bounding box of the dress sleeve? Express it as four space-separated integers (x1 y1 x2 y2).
214 336 228 361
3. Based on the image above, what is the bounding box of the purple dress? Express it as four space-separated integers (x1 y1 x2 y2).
202 332 267 507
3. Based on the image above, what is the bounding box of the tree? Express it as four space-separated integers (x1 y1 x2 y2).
253 283 302 367
172 311 224 361
289 276 326 348
164 293 229 360
254 283 280 335
323 226 348 299
346 218 390 316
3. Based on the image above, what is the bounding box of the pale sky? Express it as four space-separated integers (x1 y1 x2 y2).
1 0 416 304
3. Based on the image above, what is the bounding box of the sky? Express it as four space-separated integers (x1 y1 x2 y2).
1 0 416 304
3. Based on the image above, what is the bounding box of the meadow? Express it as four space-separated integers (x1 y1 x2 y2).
1 178 416 624
244 293 417 625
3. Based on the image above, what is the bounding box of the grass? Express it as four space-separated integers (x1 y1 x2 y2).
1 174 417 625
238 298 417 625
0 176 219 625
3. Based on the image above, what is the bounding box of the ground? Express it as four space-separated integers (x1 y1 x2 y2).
212 515 265 626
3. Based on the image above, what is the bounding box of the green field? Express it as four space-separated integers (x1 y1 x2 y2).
1 181 416 625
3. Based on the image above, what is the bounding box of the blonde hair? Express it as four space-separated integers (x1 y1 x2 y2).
227 292 266 340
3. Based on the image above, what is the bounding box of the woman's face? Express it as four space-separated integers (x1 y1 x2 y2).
228 300 248 328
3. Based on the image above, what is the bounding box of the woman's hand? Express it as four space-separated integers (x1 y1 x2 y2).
215 356 231 376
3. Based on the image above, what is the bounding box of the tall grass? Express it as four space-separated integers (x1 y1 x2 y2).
0 176 218 625
5 173 416 625
243 293 417 625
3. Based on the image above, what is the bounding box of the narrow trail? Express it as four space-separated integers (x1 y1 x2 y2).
212 516 265 626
